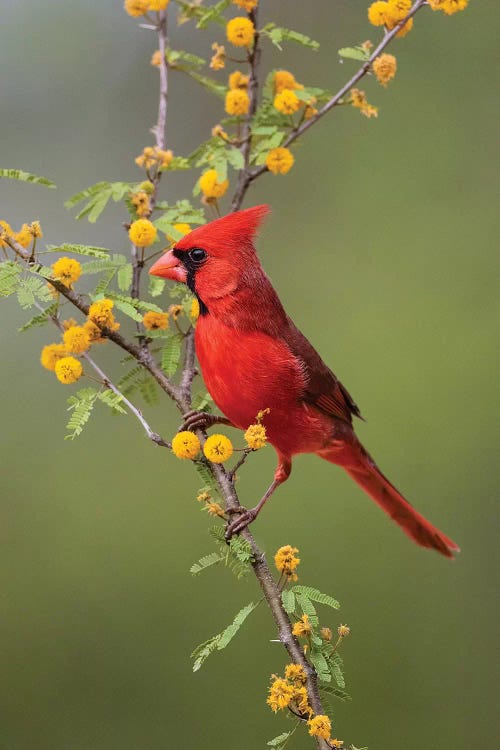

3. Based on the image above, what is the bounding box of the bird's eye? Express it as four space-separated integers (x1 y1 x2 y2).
188 248 206 263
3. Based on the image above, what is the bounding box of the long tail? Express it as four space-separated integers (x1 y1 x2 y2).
319 440 460 558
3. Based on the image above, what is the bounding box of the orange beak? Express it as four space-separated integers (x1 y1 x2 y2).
149 249 187 283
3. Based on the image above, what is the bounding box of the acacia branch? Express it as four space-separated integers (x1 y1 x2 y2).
231 0 427 210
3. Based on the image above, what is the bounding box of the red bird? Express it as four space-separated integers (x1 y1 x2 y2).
150 206 459 558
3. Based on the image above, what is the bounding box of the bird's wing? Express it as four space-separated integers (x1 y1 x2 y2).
281 319 363 424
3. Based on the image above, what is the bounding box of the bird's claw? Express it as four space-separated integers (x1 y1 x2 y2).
224 508 257 540
179 410 217 433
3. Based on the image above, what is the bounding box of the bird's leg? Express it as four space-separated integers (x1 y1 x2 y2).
179 410 233 432
225 458 291 540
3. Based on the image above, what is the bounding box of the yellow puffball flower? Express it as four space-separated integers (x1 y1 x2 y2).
40 343 67 372
393 17 413 36
338 623 351 638
225 88 250 116
166 223 191 243
274 89 301 115
210 42 226 71
350 88 378 118
203 434 233 463
329 741 344 749
307 715 332 741
266 678 295 713
55 356 83 384
228 70 249 90
148 0 169 10
265 147 295 175
130 191 151 217
158 148 174 168
274 544 300 581
244 423 267 450
129 218 157 247
142 310 169 330
88 299 117 328
232 0 258 10
205 501 226 518
15 224 33 249
63 326 91 354
190 297 200 323
387 0 411 20
284 663 307 684
29 221 43 238
124 0 149 17
150 50 162 67
292 614 312 638
52 257 82 287
273 70 303 95
226 17 255 47
428 0 468 14
172 431 201 460
368 1 389 25
373 53 397 87
199 169 229 200
83 320 105 344
0 220 13 247
321 626 333 641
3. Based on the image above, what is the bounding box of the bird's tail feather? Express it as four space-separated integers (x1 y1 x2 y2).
319 441 460 558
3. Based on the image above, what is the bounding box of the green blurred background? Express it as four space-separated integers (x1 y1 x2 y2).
1 2 498 748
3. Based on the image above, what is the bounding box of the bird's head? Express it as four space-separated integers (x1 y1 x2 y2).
149 205 269 313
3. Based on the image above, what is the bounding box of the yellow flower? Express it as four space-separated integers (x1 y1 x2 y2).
151 50 162 67
129 218 158 247
54 356 83 384
225 88 250 116
62 318 78 330
212 124 229 140
368 1 389 26
284 663 307 684
0 220 13 247
330 740 344 749
273 70 303 95
393 17 413 36
52 257 82 286
197 490 211 503
274 89 301 115
350 88 378 118
172 431 201 459
338 624 350 638
131 191 151 217
135 146 173 170
30 221 43 238
88 299 117 328
244 423 267 450
265 147 294 175
387 0 411 21
307 715 332 740
274 544 300 580
142 310 169 330
304 99 318 120
166 223 192 244
139 180 155 194
428 0 468 14
203 434 233 463
158 148 174 168
124 0 149 17
205 501 226 518
229 70 249 90
291 685 313 718
373 53 397 87
292 614 311 638
226 17 255 47
266 678 294 712
168 303 183 320
83 320 105 344
63 326 91 354
190 297 200 323
199 169 229 200
40 343 67 372
148 0 169 10
321 627 333 641
15 224 33 249
210 42 226 71
232 0 258 10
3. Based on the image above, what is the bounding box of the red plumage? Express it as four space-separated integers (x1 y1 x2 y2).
150 206 459 558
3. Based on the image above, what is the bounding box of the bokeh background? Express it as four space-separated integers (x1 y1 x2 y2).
1 2 498 749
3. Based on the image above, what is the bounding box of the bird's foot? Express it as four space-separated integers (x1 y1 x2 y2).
224 507 258 541
179 410 229 432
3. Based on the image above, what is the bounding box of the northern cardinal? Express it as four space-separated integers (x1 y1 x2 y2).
150 206 459 557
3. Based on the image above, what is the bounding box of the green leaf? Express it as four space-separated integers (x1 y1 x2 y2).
97 390 127 414
0 168 56 188
267 732 292 748
191 391 213 411
65 181 134 223
226 148 245 171
19 303 58 332
0 261 22 298
113 298 143 322
166 48 205 70
65 388 98 440
185 71 227 98
16 277 53 309
196 0 231 28
292 585 340 610
338 46 370 61
320 684 352 702
281 589 296 615
191 634 221 672
106 291 162 313
196 463 219 494
161 334 183 376
94 268 117 295
328 652 346 688
262 24 320 51
310 649 331 683
296 593 319 626
217 601 257 649
80 254 127 275
46 243 111 259
117 263 133 292
190 552 224 575
138 375 159 406
148 276 166 298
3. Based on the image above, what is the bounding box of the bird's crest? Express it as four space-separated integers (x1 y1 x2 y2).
174 205 270 257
